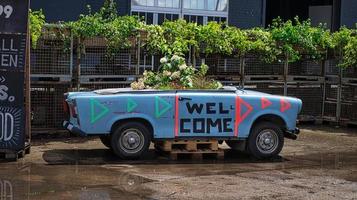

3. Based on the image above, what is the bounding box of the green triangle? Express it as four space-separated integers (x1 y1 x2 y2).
155 96 172 118
127 98 138 112
90 98 110 124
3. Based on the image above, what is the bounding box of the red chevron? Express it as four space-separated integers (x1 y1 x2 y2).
261 97 272 109
280 99 291 112
234 97 253 137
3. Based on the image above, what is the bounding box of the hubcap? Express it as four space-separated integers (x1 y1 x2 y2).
119 129 144 154
256 129 279 154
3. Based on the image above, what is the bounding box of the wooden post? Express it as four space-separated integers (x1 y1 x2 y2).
76 38 81 91
321 59 327 119
136 37 141 75
284 53 289 96
336 66 342 123
25 23 31 145
240 55 245 87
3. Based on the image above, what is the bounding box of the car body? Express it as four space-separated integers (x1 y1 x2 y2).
63 87 302 159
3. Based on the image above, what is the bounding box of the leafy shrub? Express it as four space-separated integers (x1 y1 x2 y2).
144 20 198 56
67 1 143 53
131 55 222 90
332 27 357 67
270 17 332 62
29 9 45 48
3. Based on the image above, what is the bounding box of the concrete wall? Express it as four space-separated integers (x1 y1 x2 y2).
228 0 265 28
30 0 130 22
340 0 357 28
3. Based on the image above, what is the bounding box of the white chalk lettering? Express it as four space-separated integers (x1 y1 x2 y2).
0 112 14 141
0 179 13 200
0 54 17 68
0 5 13 18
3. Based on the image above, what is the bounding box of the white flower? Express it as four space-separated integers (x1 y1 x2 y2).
160 57 168 64
171 71 181 79
171 55 181 61
179 64 187 71
163 70 172 77
143 70 148 76
131 79 146 90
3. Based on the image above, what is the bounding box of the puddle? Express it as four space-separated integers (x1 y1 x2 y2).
0 163 154 200
1 145 357 199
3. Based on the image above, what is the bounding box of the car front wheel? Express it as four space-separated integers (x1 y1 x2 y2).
111 122 151 159
247 121 284 159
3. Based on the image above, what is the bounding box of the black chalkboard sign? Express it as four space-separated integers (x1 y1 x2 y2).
0 70 24 107
0 34 27 71
0 106 25 150
0 0 28 153
0 0 29 34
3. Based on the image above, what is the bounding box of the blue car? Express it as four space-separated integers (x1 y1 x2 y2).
63 87 302 159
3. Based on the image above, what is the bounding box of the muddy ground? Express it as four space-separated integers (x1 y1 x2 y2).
0 125 357 200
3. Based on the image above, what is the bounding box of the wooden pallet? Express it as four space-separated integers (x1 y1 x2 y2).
298 115 323 124
155 139 223 160
165 149 224 160
0 143 31 162
155 139 219 152
286 76 324 82
245 75 283 82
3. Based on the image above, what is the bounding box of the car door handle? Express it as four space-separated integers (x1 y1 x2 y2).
178 97 192 101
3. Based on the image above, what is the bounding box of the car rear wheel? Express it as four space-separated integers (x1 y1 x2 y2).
111 122 151 159
247 121 284 159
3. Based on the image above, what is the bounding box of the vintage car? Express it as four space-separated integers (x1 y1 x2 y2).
63 87 302 159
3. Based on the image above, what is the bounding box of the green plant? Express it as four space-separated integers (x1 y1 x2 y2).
100 0 117 21
270 17 332 62
198 22 232 55
245 28 280 63
332 27 357 67
192 64 223 89
67 2 143 54
131 55 222 90
341 36 357 67
29 9 45 48
144 19 198 56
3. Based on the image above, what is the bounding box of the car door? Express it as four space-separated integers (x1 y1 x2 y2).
176 91 236 138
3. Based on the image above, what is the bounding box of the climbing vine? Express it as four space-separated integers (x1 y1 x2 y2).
269 17 333 62
29 9 45 48
30 1 357 68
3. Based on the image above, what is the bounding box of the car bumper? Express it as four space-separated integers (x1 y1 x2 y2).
284 128 300 140
63 121 86 136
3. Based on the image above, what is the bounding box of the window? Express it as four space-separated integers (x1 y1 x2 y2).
207 0 228 11
158 13 180 24
158 0 180 8
207 16 227 23
132 11 154 24
184 15 204 25
133 0 155 6
183 0 205 10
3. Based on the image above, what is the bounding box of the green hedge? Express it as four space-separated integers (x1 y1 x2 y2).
29 1 357 68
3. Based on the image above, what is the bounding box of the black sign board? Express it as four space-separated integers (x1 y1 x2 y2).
0 0 29 34
0 70 24 107
0 106 25 150
0 0 28 153
0 34 26 71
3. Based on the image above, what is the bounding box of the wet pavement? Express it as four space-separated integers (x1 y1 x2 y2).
1 125 357 199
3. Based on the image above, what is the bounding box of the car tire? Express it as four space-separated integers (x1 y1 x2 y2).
111 122 152 160
99 135 112 149
247 121 284 159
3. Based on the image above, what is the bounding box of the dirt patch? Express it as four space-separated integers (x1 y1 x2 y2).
0 125 357 199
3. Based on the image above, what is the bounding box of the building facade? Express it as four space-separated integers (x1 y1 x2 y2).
31 0 356 30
